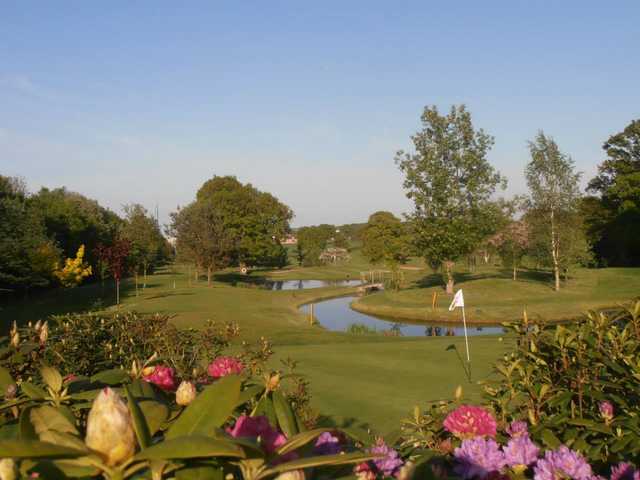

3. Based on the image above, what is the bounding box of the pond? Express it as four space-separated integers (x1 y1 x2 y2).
268 279 362 290
300 295 504 337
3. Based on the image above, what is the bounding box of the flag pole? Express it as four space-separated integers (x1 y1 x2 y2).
461 305 470 363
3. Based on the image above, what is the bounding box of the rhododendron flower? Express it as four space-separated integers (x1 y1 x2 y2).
506 420 528 438
599 401 614 423
454 437 505 479
354 462 376 480
533 446 592 480
368 438 404 478
85 388 136 466
611 463 640 480
227 415 295 462
503 435 539 470
143 365 176 391
444 405 497 439
314 431 341 455
208 356 244 378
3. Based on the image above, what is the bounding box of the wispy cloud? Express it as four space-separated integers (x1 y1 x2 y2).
0 74 56 101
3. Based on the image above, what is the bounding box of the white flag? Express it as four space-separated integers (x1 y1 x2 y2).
448 289 464 311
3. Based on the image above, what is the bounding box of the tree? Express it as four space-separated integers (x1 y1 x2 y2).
0 175 59 291
196 176 292 269
525 132 582 291
54 244 93 287
96 238 131 305
169 200 235 285
396 105 505 293
490 222 528 281
121 204 164 290
296 224 335 267
585 119 640 266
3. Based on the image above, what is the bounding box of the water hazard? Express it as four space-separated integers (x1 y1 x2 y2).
301 295 504 337
268 279 362 290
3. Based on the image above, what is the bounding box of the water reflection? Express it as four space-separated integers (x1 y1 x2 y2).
301 296 504 337
269 279 362 291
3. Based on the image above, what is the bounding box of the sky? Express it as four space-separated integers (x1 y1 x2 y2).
1 1 638 227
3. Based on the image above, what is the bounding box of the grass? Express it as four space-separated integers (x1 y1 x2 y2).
1 249 637 432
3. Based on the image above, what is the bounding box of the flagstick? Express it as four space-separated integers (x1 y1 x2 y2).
461 305 470 363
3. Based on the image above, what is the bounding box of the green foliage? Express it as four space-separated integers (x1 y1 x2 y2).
396 105 506 290
295 224 336 267
361 211 411 267
484 301 640 464
0 176 59 290
121 204 166 282
586 119 640 266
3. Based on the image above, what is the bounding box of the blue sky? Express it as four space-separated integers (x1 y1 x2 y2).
1 1 638 226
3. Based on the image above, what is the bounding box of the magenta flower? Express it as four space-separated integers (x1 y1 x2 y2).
314 431 341 456
444 405 497 439
227 415 296 463
368 438 403 477
533 446 592 480
506 420 528 438
143 365 176 391
454 437 505 479
599 401 614 423
611 463 640 480
207 356 244 378
503 435 539 468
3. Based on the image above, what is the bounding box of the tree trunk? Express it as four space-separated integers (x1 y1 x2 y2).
207 267 212 286
143 265 147 289
116 278 120 305
445 261 454 294
513 264 517 281
135 272 139 296
551 209 560 291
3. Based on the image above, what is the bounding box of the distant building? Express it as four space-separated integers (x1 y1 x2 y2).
281 234 298 245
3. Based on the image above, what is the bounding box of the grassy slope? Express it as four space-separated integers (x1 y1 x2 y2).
2 249 637 431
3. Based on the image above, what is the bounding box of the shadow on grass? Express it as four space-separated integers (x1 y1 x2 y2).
144 292 196 300
412 268 557 290
213 272 269 287
316 415 372 432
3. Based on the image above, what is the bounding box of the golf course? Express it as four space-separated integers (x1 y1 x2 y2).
3 245 638 433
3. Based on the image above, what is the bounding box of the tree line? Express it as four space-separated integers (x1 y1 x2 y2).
361 106 639 292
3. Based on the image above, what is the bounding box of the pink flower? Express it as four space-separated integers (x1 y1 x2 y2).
444 405 497 439
208 356 244 378
599 401 614 423
227 415 293 460
143 365 176 391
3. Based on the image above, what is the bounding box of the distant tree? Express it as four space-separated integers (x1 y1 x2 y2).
97 238 131 305
362 212 411 265
525 132 582 291
490 222 528 281
585 119 640 266
0 175 59 290
169 200 235 285
396 105 505 293
30 187 121 273
54 244 92 287
296 224 335 266
196 176 292 269
121 203 164 289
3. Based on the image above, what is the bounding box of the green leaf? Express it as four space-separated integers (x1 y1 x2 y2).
139 400 169 436
272 390 298 438
134 436 245 460
341 427 372 445
90 369 129 385
38 430 89 453
19 406 37 440
541 429 562 449
129 378 157 399
175 464 224 480
124 385 151 449
253 395 277 427
21 381 47 399
263 452 380 476
0 367 14 393
30 405 79 436
238 384 265 406
0 439 86 458
167 375 241 439
275 428 328 456
41 365 63 393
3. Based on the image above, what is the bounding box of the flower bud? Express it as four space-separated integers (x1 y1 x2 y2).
599 401 614 424
176 381 197 406
10 332 19 349
267 373 281 392
85 387 136 466
34 320 42 332
275 471 305 480
0 458 16 480
454 385 463 401
9 322 16 338
4 384 16 400
39 322 49 345
141 366 155 377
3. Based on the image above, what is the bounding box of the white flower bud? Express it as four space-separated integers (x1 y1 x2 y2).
275 471 305 480
85 387 136 466
0 458 15 480
176 381 197 406
10 332 19 349
39 321 49 345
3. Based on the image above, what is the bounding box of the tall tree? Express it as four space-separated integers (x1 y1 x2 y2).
296 224 335 267
585 119 640 266
170 200 234 285
196 176 292 269
525 132 582 291
121 203 164 289
396 105 505 293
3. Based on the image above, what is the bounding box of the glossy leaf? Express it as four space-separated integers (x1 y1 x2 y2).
0 439 86 458
134 435 245 460
272 390 298 438
124 385 151 449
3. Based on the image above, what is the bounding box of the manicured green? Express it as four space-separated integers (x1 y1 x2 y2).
2 253 638 432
